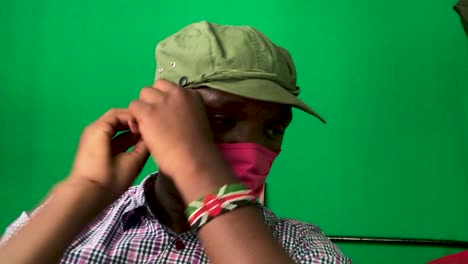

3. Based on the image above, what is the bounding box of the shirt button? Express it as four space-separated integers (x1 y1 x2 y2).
175 240 185 251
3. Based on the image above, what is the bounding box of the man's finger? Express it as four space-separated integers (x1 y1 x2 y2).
92 109 134 138
139 87 164 104
116 140 150 185
128 119 140 135
128 100 153 122
111 131 140 156
130 140 150 164
152 79 182 93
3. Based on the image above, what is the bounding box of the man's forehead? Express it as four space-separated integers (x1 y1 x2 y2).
195 87 249 105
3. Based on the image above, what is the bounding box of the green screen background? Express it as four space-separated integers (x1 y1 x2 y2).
1 0 467 263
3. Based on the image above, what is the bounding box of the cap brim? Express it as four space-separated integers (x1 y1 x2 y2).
189 79 326 124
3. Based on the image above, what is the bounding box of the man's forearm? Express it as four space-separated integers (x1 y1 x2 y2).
173 154 295 264
0 180 109 264
199 206 294 264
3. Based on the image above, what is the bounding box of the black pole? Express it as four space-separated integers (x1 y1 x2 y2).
329 236 468 248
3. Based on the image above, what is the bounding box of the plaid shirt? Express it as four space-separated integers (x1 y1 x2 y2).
2 174 351 263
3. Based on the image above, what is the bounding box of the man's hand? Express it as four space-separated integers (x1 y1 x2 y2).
68 108 150 200
128 80 219 180
0 109 150 264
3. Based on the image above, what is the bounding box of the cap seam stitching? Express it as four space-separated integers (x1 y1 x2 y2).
238 27 262 69
206 23 216 73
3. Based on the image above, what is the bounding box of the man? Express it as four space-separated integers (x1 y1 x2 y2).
0 21 351 263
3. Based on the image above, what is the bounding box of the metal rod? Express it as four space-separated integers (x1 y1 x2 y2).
328 236 468 248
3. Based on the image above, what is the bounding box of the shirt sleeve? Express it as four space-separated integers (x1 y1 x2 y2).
284 220 352 264
1 199 50 245
0 212 31 245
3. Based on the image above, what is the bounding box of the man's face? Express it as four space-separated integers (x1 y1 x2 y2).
196 87 292 152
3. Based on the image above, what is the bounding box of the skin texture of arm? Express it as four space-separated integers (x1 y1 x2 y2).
0 181 110 264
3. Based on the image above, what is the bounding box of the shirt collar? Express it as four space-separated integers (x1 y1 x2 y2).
120 172 277 231
120 172 158 228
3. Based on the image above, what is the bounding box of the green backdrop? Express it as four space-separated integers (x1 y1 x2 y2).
1 0 467 263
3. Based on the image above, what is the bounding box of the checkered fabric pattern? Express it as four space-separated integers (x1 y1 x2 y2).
1 174 352 264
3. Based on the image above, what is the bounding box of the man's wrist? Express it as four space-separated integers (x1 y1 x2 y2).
171 148 240 204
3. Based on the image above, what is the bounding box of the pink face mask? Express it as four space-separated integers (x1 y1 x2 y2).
217 143 280 198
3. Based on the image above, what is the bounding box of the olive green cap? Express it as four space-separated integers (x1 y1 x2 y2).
154 21 325 123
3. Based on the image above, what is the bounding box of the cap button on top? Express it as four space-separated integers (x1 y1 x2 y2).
179 76 188 87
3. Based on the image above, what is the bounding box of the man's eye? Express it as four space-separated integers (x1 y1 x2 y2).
211 115 234 130
212 115 228 124
265 125 285 137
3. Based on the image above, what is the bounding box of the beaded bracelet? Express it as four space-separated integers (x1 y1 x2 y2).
184 184 256 231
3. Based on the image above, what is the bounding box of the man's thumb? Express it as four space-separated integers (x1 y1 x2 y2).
117 140 150 183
